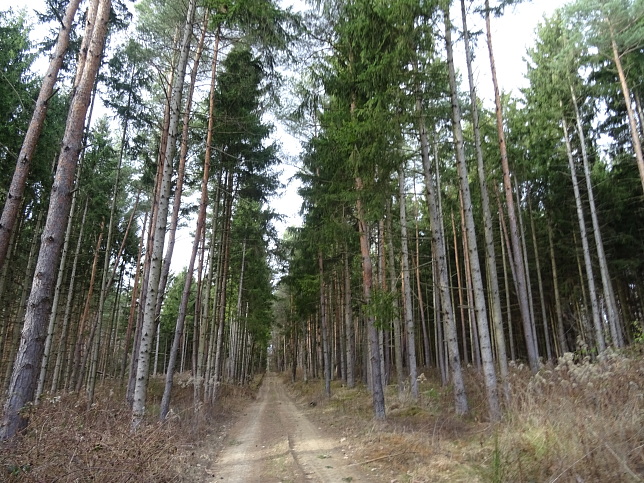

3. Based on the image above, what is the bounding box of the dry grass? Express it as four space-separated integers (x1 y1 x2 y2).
0 373 259 482
287 348 644 482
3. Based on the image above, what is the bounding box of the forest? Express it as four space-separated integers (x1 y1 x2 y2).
0 0 643 480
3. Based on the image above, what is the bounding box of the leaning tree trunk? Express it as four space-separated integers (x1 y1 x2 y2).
484 0 539 372
131 0 196 430
0 0 82 271
0 0 111 441
445 6 500 421
607 20 644 194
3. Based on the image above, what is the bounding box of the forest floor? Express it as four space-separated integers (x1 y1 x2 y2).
1 348 642 482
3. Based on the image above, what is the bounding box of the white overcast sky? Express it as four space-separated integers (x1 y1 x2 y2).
0 0 569 271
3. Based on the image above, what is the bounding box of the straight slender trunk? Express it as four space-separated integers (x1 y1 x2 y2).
528 201 552 361
499 215 515 360
445 6 500 420
417 99 468 415
209 170 234 401
548 221 568 355
460 0 509 398
570 85 622 347
343 247 355 388
36 163 82 401
385 205 404 396
561 115 605 352
484 0 539 372
132 0 196 430
413 193 431 368
319 251 332 398
355 176 386 420
398 167 418 399
73 225 104 392
51 198 89 392
0 0 111 440
157 13 211 421
452 211 468 366
120 211 146 380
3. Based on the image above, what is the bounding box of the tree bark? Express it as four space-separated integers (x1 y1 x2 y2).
547 221 568 356
460 0 509 398
445 6 500 420
398 166 418 399
607 19 644 194
355 176 386 420
132 0 196 430
343 246 355 389
561 114 605 352
484 0 539 372
570 85 622 347
0 0 82 270
319 251 331 398
0 0 111 440
417 99 468 416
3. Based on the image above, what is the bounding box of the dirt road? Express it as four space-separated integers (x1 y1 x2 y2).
207 374 376 482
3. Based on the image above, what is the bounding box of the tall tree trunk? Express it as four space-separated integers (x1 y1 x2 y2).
607 19 644 194
0 0 82 270
484 0 539 372
73 225 104 392
445 6 500 420
385 204 404 396
561 114 605 352
209 170 234 402
417 99 468 416
452 211 469 366
51 197 89 392
319 251 331 398
36 162 82 401
398 166 418 399
132 0 196 430
569 85 622 347
460 0 509 398
412 191 431 368
343 246 355 389
355 176 385 420
528 201 552 361
2 212 43 395
0 0 111 440
120 211 147 380
547 221 568 355
157 12 212 421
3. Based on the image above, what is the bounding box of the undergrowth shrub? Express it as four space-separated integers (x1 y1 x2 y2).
0 374 256 482
495 350 644 482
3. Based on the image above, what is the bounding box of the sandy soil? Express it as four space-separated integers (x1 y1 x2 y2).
204 373 377 482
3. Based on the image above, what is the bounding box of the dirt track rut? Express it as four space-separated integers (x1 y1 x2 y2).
207 374 376 482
